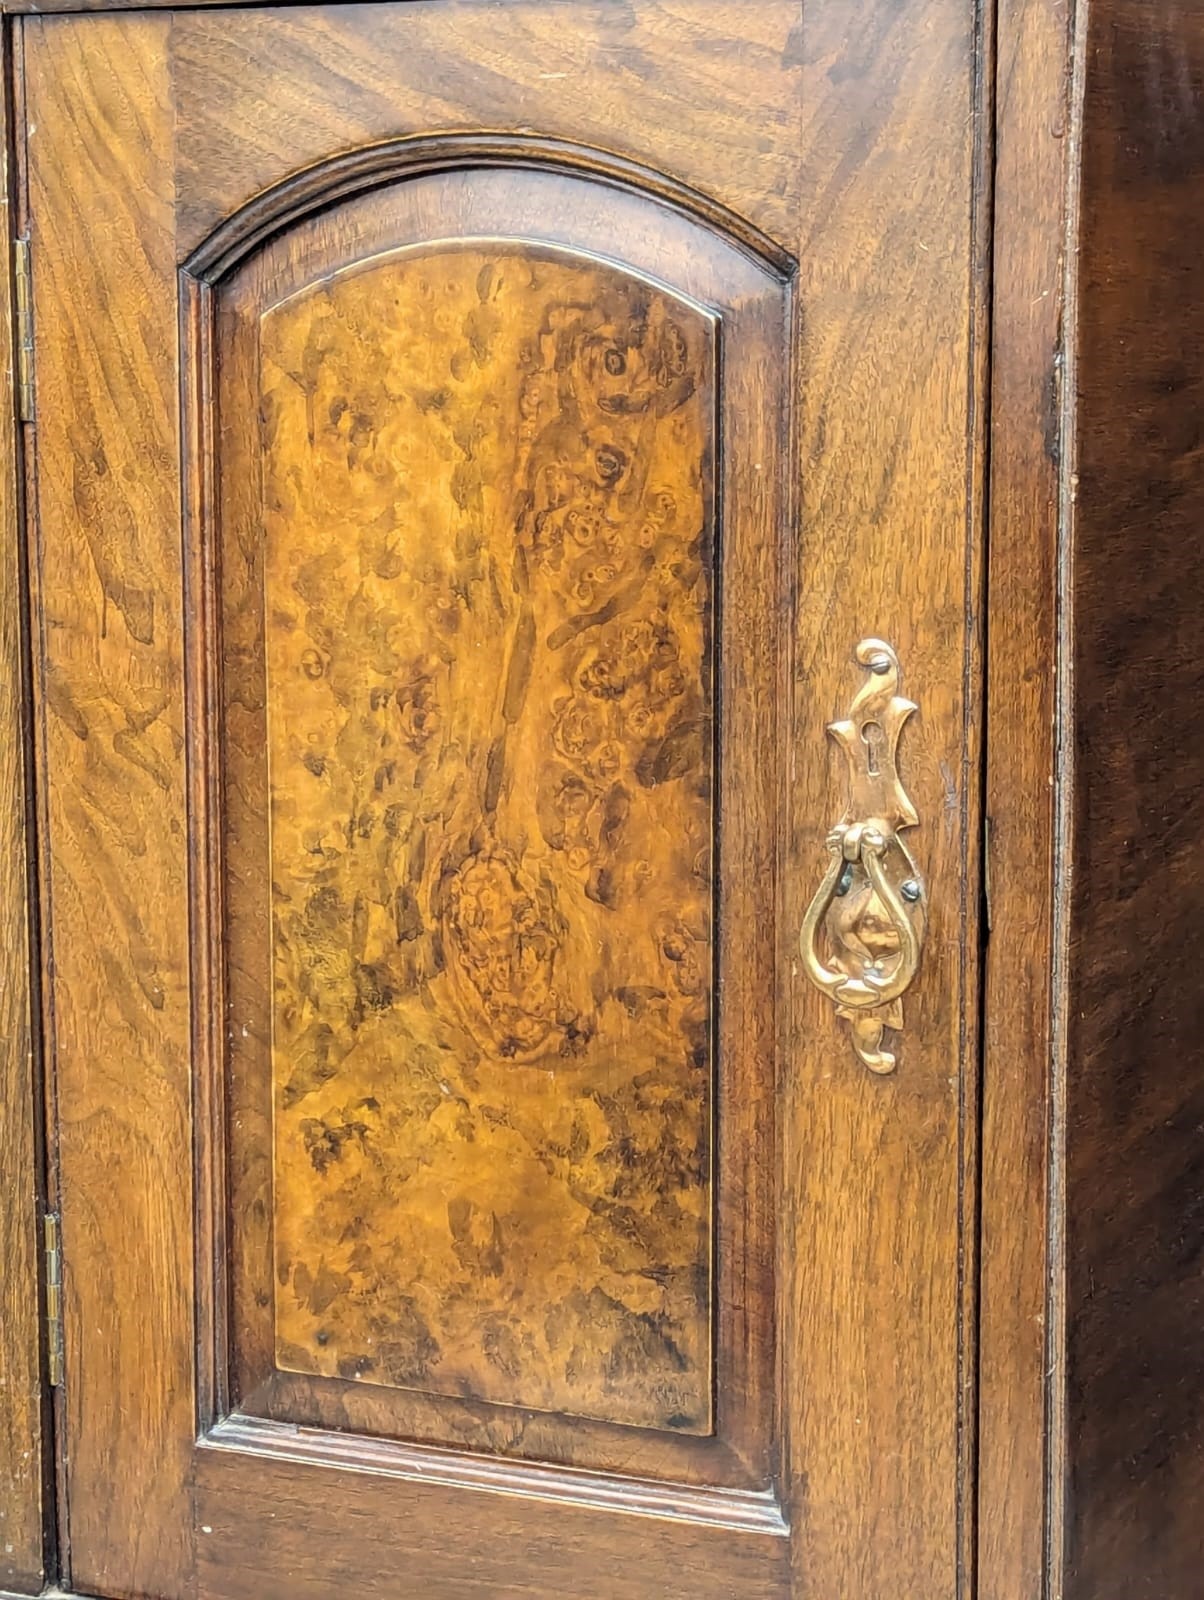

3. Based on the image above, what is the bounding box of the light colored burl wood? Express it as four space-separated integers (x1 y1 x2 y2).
253 244 716 1428
207 165 785 1490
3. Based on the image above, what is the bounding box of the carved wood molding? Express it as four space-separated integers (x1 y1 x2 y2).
204 1413 791 1537
181 132 797 283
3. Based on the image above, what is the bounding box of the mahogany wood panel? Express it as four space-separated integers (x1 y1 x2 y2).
1062 2 1204 1593
21 17 194 1599
249 240 717 1430
0 43 45 1598
976 0 1074 1592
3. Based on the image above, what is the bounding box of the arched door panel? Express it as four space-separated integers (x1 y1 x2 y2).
186 164 790 1490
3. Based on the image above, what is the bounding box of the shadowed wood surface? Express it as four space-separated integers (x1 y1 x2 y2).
1061 1 1204 1593
250 242 716 1428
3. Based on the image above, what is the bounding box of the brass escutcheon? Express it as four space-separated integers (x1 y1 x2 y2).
799 639 925 1074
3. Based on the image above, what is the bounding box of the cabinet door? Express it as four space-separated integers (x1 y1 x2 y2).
20 5 985 1597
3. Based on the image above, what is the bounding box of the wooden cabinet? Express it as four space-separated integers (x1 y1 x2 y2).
0 4 1199 1598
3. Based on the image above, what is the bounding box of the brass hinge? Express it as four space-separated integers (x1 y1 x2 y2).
14 236 34 423
43 1211 63 1389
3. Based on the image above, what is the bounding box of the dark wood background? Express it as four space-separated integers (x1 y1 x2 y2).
1062 1 1204 1595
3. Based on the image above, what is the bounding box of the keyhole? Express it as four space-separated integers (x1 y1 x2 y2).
861 719 885 777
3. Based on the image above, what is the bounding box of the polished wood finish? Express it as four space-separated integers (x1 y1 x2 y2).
194 1428 787 1600
1061 2 1204 1593
784 0 987 1585
13 2 1203 1598
976 0 1074 1592
201 167 789 1467
18 2 988 1597
0 42 45 1599
248 237 717 1430
21 15 193 1600
9 3 1204 1600
166 3 800 260
193 161 787 1490
14 3 1204 1600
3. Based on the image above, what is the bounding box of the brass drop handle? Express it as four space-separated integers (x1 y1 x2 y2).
799 640 925 1074
800 821 922 1009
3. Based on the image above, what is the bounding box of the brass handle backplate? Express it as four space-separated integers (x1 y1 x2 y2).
799 639 924 1074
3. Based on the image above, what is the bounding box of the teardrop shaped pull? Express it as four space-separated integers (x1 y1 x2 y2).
798 642 926 1075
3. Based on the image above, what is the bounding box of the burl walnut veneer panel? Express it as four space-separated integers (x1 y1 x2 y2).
251 244 716 1429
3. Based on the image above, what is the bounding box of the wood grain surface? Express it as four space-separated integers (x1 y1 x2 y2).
21 2 987 1595
13 2 1204 1596
0 41 45 1598
783 0 987 1591
205 165 787 1491
21 17 195 1599
192 1440 789 1600
1061 2 1204 1593
168 1 802 259
977 0 1074 1593
252 242 717 1429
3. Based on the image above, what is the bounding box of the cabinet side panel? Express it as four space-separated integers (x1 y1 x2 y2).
23 18 194 1599
0 30 44 1598
1065 2 1204 1593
